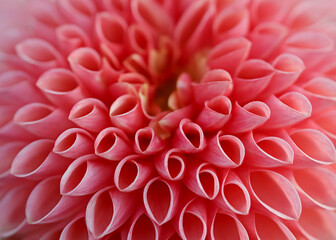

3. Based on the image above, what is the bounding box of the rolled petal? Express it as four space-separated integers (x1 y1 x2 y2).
249 22 288 60
94 127 132 161
0 141 26 177
0 121 36 142
125 209 160 240
233 59 274 103
86 186 137 238
56 24 91 56
154 148 186 181
184 160 220 200
297 77 336 114
250 0 288 24
158 105 195 131
109 94 148 134
174 198 207 240
114 155 154 192
26 176 86 224
312 109 336 145
200 131 244 168
285 31 334 67
54 128 94 158
134 127 166 155
207 37 251 75
213 7 249 41
209 209 249 240
11 139 69 179
192 69 232 105
60 216 93 240
245 169 302 220
15 38 65 75
195 96 232 131
172 119 206 153
215 171 251 215
284 129 336 167
14 103 74 139
241 131 294 168
60 154 115 196
36 68 88 110
143 177 180 225
224 101 270 134
69 98 110 133
261 92 312 129
102 0 130 21
128 24 152 55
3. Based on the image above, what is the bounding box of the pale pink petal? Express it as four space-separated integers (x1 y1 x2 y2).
114 155 154 192
192 69 232 105
95 12 128 58
233 59 274 102
312 109 336 145
60 216 92 240
200 131 244 168
15 38 65 75
109 94 148 134
134 127 166 155
86 186 137 238
0 120 37 142
53 128 94 158
60 154 115 196
213 7 249 41
154 148 186 181
196 96 232 131
94 127 132 161
261 92 312 129
209 209 249 240
0 141 26 178
172 119 206 153
11 139 69 179
36 68 88 110
14 103 74 139
125 209 160 240
284 129 336 167
184 160 220 200
249 22 288 60
285 31 334 67
215 171 251 215
56 24 91 56
245 170 302 220
174 198 207 240
207 37 251 75
26 176 86 224
143 177 180 225
224 101 270 134
242 131 294 168
69 98 110 133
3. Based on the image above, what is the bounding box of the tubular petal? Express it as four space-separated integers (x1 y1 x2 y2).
134 127 166 155
60 217 90 240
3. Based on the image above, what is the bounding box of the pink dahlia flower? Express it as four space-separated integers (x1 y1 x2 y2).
1 0 336 239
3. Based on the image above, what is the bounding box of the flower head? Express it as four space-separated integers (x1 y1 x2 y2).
1 0 336 239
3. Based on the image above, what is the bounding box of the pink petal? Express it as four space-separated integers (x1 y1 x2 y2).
94 127 132 161
53 128 94 158
26 176 86 224
102 0 130 20
250 0 288 24
246 170 302 220
0 141 26 177
184 160 220 200
143 177 180 225
154 148 185 181
200 131 244 168
128 24 153 55
60 154 115 196
134 127 166 155
284 128 336 167
242 131 294 168
215 171 251 215
60 217 91 240
36 68 88 110
109 94 148 134
172 119 206 153
224 101 270 134
261 92 312 129
86 186 137 238
14 103 74 139
158 105 195 131
312 109 336 145
69 98 110 133
11 139 69 179
0 120 36 142
196 96 232 131
114 155 154 192
233 59 274 103
207 37 251 75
